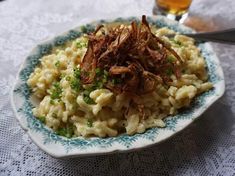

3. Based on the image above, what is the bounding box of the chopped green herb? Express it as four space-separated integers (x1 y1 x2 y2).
102 71 109 83
50 82 62 100
175 40 182 46
60 73 66 79
167 56 175 63
56 128 66 136
87 119 93 127
95 68 102 76
94 68 109 83
104 70 109 76
83 88 95 104
111 78 122 85
170 38 182 46
70 78 81 91
74 68 81 79
111 79 115 85
76 42 83 48
102 77 108 84
38 116 45 123
79 68 110 100
77 41 87 48
56 125 74 138
55 60 60 67
116 78 122 84
83 89 91 96
95 81 103 89
50 99 55 105
66 76 71 81
83 96 95 104
67 68 83 91
166 68 173 76
80 25 87 33
53 82 59 87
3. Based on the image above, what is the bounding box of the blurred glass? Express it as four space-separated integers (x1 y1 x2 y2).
153 0 193 23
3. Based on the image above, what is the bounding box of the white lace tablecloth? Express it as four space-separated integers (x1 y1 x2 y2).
0 0 235 175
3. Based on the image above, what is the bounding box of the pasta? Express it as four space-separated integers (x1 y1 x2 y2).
27 23 213 138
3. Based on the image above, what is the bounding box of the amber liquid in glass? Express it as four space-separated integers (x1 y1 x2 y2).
156 0 192 16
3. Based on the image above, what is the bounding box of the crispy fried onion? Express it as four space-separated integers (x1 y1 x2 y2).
80 15 183 95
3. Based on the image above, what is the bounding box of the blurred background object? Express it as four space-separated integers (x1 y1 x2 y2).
153 0 192 23
153 0 220 32
183 15 217 32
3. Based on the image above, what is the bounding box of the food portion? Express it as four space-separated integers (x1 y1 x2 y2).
27 16 213 138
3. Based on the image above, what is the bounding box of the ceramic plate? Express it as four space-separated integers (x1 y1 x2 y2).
11 16 225 158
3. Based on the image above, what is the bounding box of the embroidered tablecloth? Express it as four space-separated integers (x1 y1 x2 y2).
0 0 235 175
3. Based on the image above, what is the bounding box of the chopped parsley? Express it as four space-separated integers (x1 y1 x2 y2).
95 68 108 79
70 78 81 91
166 68 173 76
76 41 87 48
103 70 109 76
60 73 66 79
111 79 115 85
65 66 114 105
95 68 102 76
66 68 82 91
175 40 182 46
50 82 62 100
111 77 122 85
80 25 87 33
87 119 93 127
65 76 71 81
82 89 95 104
50 99 55 105
74 68 81 79
56 125 74 138
167 56 175 63
86 67 109 90
83 94 95 104
95 81 103 89
76 42 83 48
83 89 91 96
79 67 113 104
38 116 45 123
170 38 182 46
102 70 109 83
55 60 60 67
83 96 95 104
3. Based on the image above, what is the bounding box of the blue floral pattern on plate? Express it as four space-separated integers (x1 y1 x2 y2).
11 16 225 158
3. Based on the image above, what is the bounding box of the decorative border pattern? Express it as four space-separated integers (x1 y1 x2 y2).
12 16 224 155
